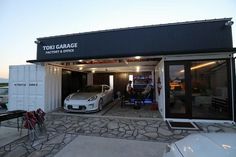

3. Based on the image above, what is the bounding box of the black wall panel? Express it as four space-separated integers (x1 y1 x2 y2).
61 70 87 106
36 19 233 62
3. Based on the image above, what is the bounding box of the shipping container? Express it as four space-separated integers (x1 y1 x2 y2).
8 64 62 112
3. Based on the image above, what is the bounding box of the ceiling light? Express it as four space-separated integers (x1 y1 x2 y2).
136 66 140 72
134 56 141 59
191 61 216 70
79 60 83 62
180 61 216 73
91 68 96 73
79 67 83 70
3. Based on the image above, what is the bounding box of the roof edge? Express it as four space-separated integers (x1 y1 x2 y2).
37 18 233 40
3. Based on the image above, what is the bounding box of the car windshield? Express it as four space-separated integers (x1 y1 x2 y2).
0 88 8 95
79 86 102 93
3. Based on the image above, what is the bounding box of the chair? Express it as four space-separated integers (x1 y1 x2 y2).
23 108 46 141
142 88 154 104
23 112 38 141
121 88 138 107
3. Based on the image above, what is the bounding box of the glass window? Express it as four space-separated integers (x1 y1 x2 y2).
191 60 231 119
169 65 186 114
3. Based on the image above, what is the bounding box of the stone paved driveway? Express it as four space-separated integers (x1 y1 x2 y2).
0 113 236 157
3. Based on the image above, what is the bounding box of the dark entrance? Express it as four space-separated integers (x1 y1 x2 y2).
165 59 232 120
61 70 87 106
93 73 111 85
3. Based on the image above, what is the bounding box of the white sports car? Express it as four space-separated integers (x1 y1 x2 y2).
163 133 236 157
64 85 113 112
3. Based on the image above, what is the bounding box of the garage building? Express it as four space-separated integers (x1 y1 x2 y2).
8 18 236 122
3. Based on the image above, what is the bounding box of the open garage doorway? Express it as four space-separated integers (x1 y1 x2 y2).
52 56 162 118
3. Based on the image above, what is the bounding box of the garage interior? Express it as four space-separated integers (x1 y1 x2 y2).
48 56 161 118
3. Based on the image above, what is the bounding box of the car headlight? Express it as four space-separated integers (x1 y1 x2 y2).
88 95 97 101
88 104 94 108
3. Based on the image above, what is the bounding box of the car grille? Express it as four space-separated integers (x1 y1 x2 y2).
67 105 86 110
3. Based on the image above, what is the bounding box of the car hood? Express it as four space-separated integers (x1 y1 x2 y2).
69 92 99 100
175 133 236 157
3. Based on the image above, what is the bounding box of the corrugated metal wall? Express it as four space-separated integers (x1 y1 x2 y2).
8 64 62 112
44 65 62 112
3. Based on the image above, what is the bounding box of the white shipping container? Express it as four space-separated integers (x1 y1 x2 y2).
8 64 62 112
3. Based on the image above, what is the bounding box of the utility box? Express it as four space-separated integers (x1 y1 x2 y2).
8 64 62 112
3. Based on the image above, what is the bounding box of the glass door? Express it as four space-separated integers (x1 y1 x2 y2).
165 59 232 120
165 62 191 118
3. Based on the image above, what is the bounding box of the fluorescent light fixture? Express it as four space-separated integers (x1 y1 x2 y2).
79 60 83 62
136 66 140 72
191 61 216 70
180 61 216 73
79 67 83 70
134 56 141 59
129 75 133 87
109 75 114 89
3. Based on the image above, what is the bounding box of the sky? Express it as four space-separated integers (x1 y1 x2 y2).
0 0 236 79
